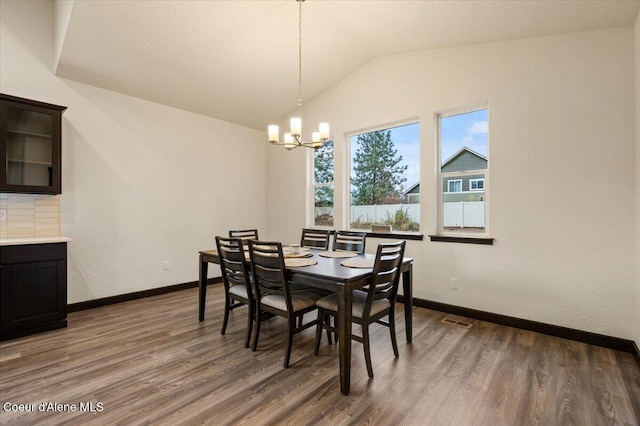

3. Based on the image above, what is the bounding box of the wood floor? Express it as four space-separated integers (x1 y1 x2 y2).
1 285 639 426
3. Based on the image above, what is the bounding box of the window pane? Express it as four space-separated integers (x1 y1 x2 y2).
314 141 333 184
313 141 333 226
441 109 488 168
447 179 462 193
314 186 334 226
440 108 488 233
470 178 484 191
349 123 420 231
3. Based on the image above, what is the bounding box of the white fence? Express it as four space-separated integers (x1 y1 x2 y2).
443 201 484 227
320 201 484 228
350 204 420 224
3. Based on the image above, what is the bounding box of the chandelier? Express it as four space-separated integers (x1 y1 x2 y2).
268 0 329 150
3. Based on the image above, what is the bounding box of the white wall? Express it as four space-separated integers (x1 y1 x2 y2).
635 11 640 349
1 0 267 303
268 27 637 339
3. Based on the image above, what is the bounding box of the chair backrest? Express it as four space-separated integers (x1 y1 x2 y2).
215 236 252 297
300 228 331 250
247 240 293 312
364 241 406 314
229 229 259 242
332 230 367 254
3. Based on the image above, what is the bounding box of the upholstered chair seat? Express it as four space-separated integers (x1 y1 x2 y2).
315 290 391 319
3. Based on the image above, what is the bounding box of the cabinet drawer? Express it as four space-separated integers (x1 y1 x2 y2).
0 243 67 264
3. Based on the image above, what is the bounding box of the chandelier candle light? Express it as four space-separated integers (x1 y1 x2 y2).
268 0 329 150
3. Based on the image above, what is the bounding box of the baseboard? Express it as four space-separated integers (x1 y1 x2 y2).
399 295 638 355
633 341 640 369
68 277 222 312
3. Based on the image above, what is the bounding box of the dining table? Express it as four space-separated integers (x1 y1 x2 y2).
198 247 413 395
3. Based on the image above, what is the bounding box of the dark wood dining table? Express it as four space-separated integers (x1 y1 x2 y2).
198 248 413 395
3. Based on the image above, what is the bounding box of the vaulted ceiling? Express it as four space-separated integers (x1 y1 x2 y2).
54 0 640 131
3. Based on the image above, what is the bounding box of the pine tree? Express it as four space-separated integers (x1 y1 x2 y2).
314 141 333 207
351 130 407 205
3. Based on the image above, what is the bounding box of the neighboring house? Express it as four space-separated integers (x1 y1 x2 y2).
441 147 487 202
403 181 420 204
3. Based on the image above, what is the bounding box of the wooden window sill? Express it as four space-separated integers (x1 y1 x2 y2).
429 235 493 245
365 231 424 241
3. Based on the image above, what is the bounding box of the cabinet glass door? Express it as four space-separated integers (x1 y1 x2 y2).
5 106 54 187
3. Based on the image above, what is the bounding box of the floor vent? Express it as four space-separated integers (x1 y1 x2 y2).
441 318 473 329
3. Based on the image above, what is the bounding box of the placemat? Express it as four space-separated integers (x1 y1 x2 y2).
318 250 359 258
283 251 313 259
285 257 318 267
340 258 375 269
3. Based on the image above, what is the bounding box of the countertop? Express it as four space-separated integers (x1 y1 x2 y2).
0 236 71 246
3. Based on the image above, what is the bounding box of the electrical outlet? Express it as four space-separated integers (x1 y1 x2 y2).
450 278 459 290
0 209 6 221
163 261 170 270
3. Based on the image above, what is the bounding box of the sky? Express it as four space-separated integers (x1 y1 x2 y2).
386 123 420 190
347 108 488 193
440 109 488 163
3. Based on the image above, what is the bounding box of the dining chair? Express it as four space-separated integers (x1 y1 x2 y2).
248 240 326 368
332 230 367 254
313 240 406 378
215 236 255 348
229 229 259 249
300 228 331 250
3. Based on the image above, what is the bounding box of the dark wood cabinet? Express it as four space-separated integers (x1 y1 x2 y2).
0 93 67 194
0 242 67 340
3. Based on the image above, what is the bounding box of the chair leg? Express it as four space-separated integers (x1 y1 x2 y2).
314 310 323 355
244 303 253 348
325 314 333 345
251 305 261 352
389 310 399 357
221 296 230 335
362 323 374 379
284 315 295 368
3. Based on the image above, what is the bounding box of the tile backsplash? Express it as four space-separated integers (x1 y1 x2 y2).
0 193 60 239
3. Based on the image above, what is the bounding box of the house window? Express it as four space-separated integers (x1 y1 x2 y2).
348 122 420 232
447 179 462 193
313 141 334 227
469 178 484 191
437 105 488 234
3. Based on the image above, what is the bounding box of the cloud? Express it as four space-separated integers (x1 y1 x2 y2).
467 120 488 136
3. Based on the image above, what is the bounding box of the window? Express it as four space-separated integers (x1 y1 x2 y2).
348 122 420 232
313 141 334 227
437 106 488 234
469 178 484 191
447 179 462 193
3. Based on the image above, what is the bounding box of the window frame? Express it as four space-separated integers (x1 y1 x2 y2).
469 178 485 191
345 119 421 234
446 179 463 193
435 103 490 238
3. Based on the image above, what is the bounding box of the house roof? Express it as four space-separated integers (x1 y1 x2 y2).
404 181 420 195
441 147 487 168
53 1 640 130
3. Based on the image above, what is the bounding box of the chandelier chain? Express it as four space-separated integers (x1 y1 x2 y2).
298 0 303 110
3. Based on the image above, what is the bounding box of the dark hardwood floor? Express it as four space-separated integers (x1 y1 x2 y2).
1 285 639 425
